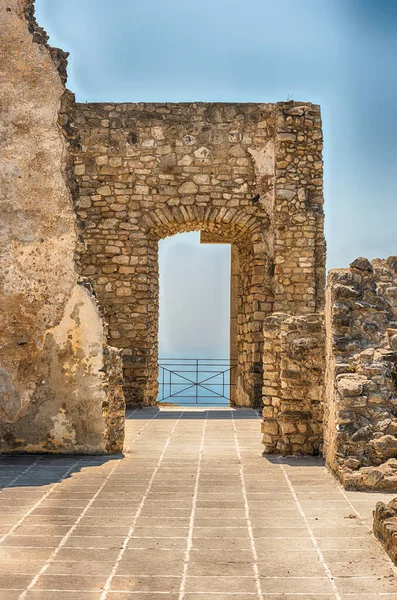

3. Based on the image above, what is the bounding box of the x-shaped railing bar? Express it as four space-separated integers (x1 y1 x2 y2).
158 360 236 403
159 366 234 399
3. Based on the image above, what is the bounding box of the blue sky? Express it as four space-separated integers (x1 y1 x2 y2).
36 0 397 357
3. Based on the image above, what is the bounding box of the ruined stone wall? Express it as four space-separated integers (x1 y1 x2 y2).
72 101 325 413
261 103 326 454
0 1 326 455
374 498 397 563
324 257 397 489
73 102 274 407
0 0 124 453
273 104 325 315
262 313 325 454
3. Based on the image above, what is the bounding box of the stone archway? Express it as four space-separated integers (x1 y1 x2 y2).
71 99 327 454
72 102 277 408
142 208 272 408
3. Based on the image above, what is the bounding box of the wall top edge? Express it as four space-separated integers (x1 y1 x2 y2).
74 101 320 111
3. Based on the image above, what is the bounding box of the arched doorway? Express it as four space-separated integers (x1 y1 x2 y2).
157 231 232 406
71 100 326 454
141 210 271 409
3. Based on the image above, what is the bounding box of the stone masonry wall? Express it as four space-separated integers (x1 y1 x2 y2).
1 0 326 456
262 313 325 455
261 103 326 455
324 257 397 489
73 101 325 426
0 0 124 453
273 104 325 315
73 102 280 407
374 497 397 564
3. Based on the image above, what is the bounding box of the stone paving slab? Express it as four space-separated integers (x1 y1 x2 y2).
0 407 396 599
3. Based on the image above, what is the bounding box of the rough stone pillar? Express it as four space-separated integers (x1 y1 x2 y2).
262 313 324 455
374 499 397 563
261 102 326 455
273 102 325 315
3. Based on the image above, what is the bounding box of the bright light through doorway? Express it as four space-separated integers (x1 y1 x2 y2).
158 231 230 359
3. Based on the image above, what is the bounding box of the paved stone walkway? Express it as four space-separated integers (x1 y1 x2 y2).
0 407 397 599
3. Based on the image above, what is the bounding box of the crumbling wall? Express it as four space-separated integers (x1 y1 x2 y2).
324 257 397 489
374 497 397 564
272 103 325 316
0 0 125 453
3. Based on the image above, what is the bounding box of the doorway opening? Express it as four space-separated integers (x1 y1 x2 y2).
157 231 235 406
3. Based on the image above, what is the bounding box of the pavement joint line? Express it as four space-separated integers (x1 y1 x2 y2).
178 410 208 600
3 545 367 551
2 412 397 597
278 461 342 600
16 460 122 599
332 473 397 576
232 411 264 600
0 459 82 546
125 408 138 418
122 408 163 447
0 589 396 595
15 411 162 599
99 413 184 600
104 574 388 579
332 478 372 527
0 456 43 493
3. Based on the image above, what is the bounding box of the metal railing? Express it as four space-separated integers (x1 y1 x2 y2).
158 358 236 405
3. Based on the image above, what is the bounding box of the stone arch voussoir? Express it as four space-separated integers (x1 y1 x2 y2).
143 205 269 248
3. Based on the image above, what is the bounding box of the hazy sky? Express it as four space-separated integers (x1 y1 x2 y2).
36 0 397 357
158 233 230 358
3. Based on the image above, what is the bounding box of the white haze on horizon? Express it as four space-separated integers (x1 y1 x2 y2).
158 232 230 358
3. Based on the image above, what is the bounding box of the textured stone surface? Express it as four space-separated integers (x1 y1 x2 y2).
0 0 125 453
262 312 325 455
72 100 325 419
324 257 397 489
0 283 125 453
72 101 277 409
374 497 397 564
2 1 397 498
1 0 327 458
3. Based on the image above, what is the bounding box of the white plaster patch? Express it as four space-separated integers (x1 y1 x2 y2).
50 284 105 377
50 409 76 445
248 140 274 176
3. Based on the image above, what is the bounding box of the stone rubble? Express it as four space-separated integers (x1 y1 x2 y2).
374 497 397 563
324 257 397 489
